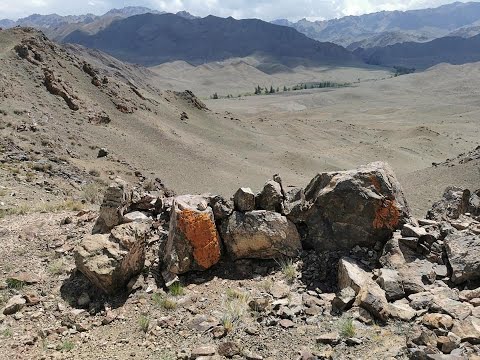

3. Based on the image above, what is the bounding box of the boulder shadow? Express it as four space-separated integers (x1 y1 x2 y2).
60 270 130 313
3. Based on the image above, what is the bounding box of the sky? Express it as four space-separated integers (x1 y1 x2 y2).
0 0 477 21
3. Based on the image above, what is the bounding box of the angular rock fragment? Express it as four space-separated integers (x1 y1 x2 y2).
233 187 255 212
332 286 356 311
376 268 405 301
445 232 480 285
256 180 283 213
221 210 301 260
75 229 146 294
3 295 26 315
451 316 480 344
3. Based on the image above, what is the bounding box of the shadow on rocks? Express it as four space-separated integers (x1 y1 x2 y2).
60 270 129 314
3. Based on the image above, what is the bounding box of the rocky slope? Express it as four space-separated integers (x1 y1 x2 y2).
63 13 359 67
1 159 479 359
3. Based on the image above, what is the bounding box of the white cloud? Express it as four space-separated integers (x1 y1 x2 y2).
0 0 477 21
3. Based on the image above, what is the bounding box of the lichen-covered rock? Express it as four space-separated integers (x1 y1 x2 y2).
74 229 146 294
164 195 221 274
93 179 131 234
427 187 471 221
221 210 301 260
445 232 480 285
291 162 410 251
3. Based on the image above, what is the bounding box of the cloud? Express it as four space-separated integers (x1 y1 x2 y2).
0 0 476 21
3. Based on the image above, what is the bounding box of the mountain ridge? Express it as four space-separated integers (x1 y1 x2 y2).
63 13 359 67
272 2 480 48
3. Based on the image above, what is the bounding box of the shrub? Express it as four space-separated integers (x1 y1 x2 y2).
277 258 297 284
138 315 150 333
168 282 185 296
339 318 356 338
6 278 25 289
82 182 104 204
152 293 177 310
60 340 75 352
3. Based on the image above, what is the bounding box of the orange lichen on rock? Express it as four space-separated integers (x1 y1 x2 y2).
177 209 221 269
373 199 400 230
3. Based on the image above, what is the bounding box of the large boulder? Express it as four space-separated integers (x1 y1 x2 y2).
427 187 471 221
221 210 301 260
291 162 410 251
163 195 222 274
93 179 131 234
75 224 147 294
445 232 480 285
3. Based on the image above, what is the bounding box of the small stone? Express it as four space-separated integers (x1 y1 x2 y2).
244 350 263 360
279 319 295 329
402 224 427 238
212 326 227 339
345 337 363 346
191 345 216 358
97 148 108 158
123 211 150 223
249 298 270 312
3 295 26 315
217 341 240 357
332 286 356 311
422 313 454 330
77 292 90 307
316 332 340 345
245 326 260 335
24 293 40 305
270 282 290 299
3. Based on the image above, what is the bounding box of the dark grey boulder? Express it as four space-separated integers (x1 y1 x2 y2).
289 162 410 251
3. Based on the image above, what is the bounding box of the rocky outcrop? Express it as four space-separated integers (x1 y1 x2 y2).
163 195 222 274
221 210 301 260
93 179 132 234
43 68 79 111
290 162 410 251
74 225 147 294
427 187 471 221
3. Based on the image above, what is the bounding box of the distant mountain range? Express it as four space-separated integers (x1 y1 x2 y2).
4 2 480 70
63 13 358 67
355 33 480 69
272 1 480 49
0 7 198 41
